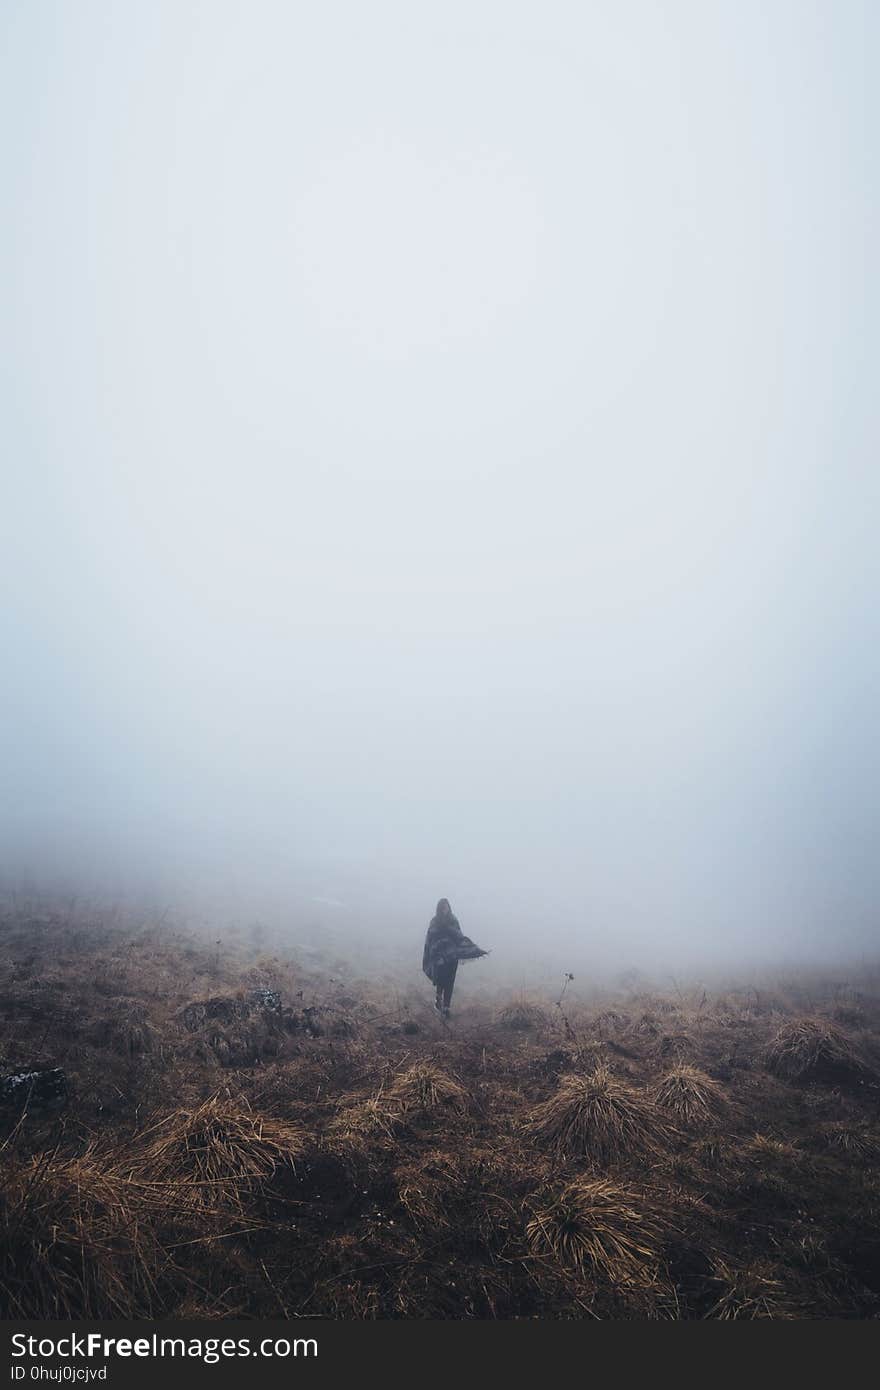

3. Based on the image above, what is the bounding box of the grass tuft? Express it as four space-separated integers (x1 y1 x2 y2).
765 1018 869 1084
526 1064 670 1162
526 1177 666 1286
654 1065 724 1126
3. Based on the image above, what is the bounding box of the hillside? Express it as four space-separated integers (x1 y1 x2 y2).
2 900 879 1319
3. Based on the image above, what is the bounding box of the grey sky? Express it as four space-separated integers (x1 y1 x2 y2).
2 2 878 968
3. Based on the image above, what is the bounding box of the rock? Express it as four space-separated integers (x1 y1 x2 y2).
1 1067 67 1109
250 988 282 1012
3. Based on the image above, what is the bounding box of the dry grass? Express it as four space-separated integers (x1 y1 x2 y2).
0 1148 165 1318
818 1121 880 1160
89 1004 159 1057
654 1066 724 1127
396 1150 468 1229
630 1012 662 1039
652 1031 694 1062
705 1258 798 1319
526 1177 666 1287
496 1001 548 1032
135 1093 308 1211
394 1146 521 1248
765 1018 869 1083
746 1132 801 1163
526 1064 671 1163
3 901 880 1319
386 1062 468 1117
325 1094 403 1150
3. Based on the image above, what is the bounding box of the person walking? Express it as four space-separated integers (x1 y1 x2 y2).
422 897 487 1018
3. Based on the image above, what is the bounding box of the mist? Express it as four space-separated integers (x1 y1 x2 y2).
2 1 878 976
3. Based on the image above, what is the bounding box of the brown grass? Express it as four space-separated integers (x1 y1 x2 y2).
526 1177 666 1287
705 1258 798 1319
3 900 880 1319
386 1062 468 1116
396 1149 468 1229
765 1018 869 1083
496 1001 548 1032
135 1093 308 1211
325 1093 403 1151
654 1065 725 1127
526 1064 671 1163
818 1121 880 1160
0 1148 165 1318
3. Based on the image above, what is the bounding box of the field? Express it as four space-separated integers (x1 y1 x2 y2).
2 898 879 1319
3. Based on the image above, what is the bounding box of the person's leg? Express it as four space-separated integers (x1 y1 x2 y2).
443 962 458 1014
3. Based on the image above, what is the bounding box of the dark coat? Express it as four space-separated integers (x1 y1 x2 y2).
422 912 486 984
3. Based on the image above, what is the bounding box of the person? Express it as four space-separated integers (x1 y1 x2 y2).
422 897 487 1018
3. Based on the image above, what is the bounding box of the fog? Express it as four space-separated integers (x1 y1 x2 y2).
2 2 878 974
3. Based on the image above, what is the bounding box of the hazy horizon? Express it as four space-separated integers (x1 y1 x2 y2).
3 2 878 974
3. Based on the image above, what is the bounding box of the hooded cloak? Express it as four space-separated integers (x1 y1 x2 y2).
422 900 487 984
